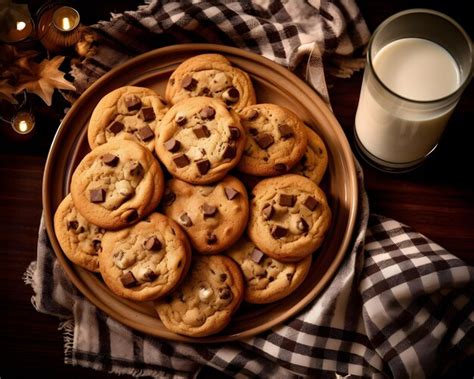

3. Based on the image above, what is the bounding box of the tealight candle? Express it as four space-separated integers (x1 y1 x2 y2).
52 6 80 32
11 111 35 135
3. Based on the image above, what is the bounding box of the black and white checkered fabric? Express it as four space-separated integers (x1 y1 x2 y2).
25 1 474 378
71 0 370 102
25 164 474 378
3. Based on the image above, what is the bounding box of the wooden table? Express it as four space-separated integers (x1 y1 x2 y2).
1 1 472 377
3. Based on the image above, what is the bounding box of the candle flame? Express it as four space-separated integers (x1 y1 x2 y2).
16 21 27 31
62 17 71 31
19 120 28 132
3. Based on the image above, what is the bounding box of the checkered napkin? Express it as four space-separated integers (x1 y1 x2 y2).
25 1 474 378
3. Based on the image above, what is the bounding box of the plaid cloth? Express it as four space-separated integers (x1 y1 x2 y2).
25 1 474 378
71 0 369 103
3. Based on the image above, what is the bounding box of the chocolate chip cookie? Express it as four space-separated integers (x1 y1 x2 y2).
71 138 164 230
155 97 246 184
165 54 256 113
54 194 104 272
162 176 249 254
99 213 191 302
225 237 311 304
237 104 307 176
154 255 244 337
247 174 331 262
88 86 168 151
290 126 328 184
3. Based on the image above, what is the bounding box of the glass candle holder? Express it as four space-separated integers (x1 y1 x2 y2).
0 3 34 43
37 5 81 52
354 9 472 172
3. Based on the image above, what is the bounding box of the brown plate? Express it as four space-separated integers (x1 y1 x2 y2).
43 44 358 343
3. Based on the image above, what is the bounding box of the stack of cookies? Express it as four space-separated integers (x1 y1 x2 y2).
54 54 331 337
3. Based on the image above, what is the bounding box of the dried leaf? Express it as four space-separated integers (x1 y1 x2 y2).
16 56 76 106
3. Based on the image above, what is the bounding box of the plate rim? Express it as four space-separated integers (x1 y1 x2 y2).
42 43 358 342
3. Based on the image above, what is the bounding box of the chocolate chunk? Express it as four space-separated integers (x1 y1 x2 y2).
173 154 190 168
271 225 288 239
250 248 265 263
262 203 274 220
229 126 240 140
222 87 239 103
142 269 157 282
125 95 141 111
246 109 259 120
144 236 162 251
303 196 319 211
164 138 180 152
274 163 287 172
200 106 215 120
107 121 124 134
182 75 197 90
92 239 102 252
192 125 210 139
256 133 274 149
206 232 217 244
300 154 308 165
141 107 156 122
278 123 293 138
268 276 274 282
136 125 154 141
67 220 78 231
123 209 139 223
179 212 193 227
219 273 227 282
219 287 232 300
297 217 309 232
286 273 293 281
200 87 210 96
175 115 187 126
129 161 143 176
224 187 239 200
163 188 176 206
202 203 218 217
249 127 258 136
102 153 119 167
196 159 211 175
279 194 296 207
222 144 236 160
120 271 137 288
89 188 105 203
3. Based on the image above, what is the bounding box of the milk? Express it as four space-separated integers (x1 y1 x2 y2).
355 38 461 164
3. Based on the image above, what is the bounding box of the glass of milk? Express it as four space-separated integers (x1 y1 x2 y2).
354 9 472 172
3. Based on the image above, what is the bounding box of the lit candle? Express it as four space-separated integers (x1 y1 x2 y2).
11 111 35 135
1 16 33 42
52 6 80 32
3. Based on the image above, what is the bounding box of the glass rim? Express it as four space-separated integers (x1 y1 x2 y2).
367 8 473 104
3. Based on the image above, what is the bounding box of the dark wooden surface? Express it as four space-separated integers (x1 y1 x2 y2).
1 1 472 377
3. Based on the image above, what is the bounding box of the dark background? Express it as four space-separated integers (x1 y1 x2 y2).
1 0 472 377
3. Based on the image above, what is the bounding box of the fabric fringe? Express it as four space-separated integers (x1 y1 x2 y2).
59 319 75 365
22 261 36 286
327 56 366 78
23 261 40 311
